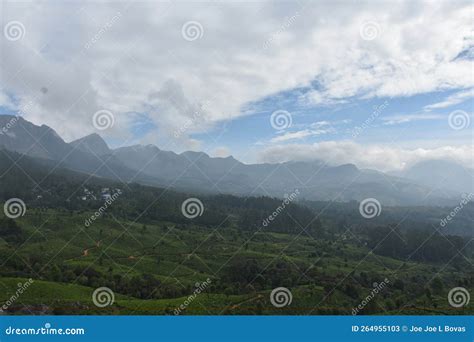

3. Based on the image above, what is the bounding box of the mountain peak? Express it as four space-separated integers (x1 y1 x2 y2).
337 163 358 171
70 133 111 156
180 150 210 162
223 155 237 161
86 132 101 139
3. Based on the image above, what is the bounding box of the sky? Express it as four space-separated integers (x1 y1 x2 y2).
0 0 472 172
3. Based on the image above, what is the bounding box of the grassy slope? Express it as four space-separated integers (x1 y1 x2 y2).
0 209 472 315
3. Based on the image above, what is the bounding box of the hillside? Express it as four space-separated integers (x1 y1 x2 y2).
0 207 472 315
0 149 472 315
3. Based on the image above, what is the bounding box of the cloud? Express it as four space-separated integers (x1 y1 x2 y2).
258 141 474 171
268 119 351 143
212 146 231 158
270 129 331 143
146 79 214 150
0 0 472 148
303 91 348 107
424 88 473 111
310 119 351 129
382 113 443 125
310 121 331 128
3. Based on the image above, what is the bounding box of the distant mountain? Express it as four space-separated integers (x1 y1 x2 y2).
70 133 111 156
113 144 458 206
0 115 160 185
0 116 68 160
0 114 463 206
393 159 474 194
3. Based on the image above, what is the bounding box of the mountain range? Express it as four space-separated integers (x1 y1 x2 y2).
0 114 472 206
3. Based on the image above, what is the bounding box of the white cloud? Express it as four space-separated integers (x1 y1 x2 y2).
310 119 351 129
268 119 351 143
0 0 472 148
424 88 473 111
258 141 474 171
212 146 231 158
270 129 331 143
303 91 348 107
382 113 443 125
310 121 331 128
0 91 14 110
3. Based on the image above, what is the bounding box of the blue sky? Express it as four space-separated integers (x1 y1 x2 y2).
191 87 472 165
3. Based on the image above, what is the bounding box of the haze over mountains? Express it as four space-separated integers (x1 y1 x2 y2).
392 159 474 195
0 115 472 206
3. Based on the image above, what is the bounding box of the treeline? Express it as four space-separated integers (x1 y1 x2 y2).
0 149 320 235
302 199 474 238
365 225 472 264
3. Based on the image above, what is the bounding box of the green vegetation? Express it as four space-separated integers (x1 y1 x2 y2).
0 205 472 315
0 149 472 315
